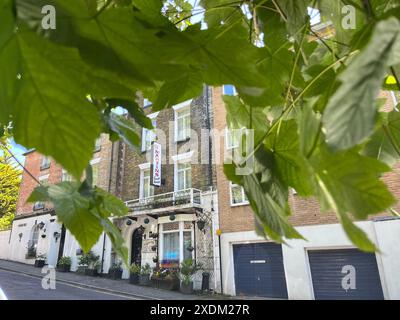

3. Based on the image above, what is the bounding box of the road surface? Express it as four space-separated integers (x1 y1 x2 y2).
0 269 133 300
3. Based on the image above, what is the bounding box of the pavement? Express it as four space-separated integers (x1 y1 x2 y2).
0 259 217 300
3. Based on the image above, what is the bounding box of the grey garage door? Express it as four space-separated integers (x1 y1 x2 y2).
233 243 288 298
308 249 384 300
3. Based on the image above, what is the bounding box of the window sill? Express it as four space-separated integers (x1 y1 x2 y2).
40 165 50 171
93 147 101 153
175 137 191 143
230 202 249 207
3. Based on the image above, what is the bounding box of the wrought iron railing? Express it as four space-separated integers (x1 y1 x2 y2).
125 188 202 213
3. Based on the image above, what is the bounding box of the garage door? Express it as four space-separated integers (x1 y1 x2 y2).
233 243 288 298
308 249 384 300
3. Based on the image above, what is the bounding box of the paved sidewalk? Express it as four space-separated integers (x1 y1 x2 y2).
0 259 216 300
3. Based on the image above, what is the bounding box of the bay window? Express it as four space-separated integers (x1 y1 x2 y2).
160 220 193 267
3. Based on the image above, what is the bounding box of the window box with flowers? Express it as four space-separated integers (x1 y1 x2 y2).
151 268 180 291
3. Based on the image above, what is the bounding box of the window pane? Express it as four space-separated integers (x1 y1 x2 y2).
231 184 244 204
223 85 236 96
162 232 179 264
183 231 192 260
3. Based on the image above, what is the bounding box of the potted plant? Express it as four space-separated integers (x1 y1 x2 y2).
83 251 100 276
34 253 46 268
77 254 89 274
179 258 200 294
108 262 123 280
129 263 141 285
138 263 151 286
57 256 72 272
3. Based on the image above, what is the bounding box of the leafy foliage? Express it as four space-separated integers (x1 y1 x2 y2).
0 138 21 230
1 0 400 261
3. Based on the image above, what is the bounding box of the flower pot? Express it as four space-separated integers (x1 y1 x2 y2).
77 266 87 274
152 276 179 290
129 273 139 285
108 269 123 280
139 274 151 286
85 268 98 277
180 282 193 294
34 260 45 268
57 265 70 272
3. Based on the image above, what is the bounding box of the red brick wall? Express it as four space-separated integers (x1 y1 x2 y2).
16 152 62 216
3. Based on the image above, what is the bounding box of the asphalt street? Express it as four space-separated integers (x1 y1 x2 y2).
0 269 133 300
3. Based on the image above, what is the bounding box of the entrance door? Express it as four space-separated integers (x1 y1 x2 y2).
131 228 143 265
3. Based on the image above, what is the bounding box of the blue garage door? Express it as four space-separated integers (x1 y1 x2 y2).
308 249 384 300
233 243 288 298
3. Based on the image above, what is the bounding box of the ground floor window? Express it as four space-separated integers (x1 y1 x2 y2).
160 221 193 268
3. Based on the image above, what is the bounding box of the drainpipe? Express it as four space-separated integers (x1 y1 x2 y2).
205 85 213 187
100 140 116 274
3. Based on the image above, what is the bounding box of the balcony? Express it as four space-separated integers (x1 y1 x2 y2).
125 188 202 216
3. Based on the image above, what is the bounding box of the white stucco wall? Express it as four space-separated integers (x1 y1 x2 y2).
220 220 400 299
7 214 62 265
0 230 11 260
62 230 111 274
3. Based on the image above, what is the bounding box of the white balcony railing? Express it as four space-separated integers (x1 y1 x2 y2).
125 188 202 215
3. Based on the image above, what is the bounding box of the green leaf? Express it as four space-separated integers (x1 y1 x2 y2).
28 183 103 252
12 30 101 179
264 120 313 196
94 187 128 217
311 148 395 219
338 210 377 252
323 17 400 150
276 0 309 36
0 0 20 125
105 112 140 150
297 103 321 157
242 173 304 242
105 98 153 129
224 95 268 145
363 111 400 166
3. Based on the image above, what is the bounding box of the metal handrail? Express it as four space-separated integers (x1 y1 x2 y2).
125 188 202 211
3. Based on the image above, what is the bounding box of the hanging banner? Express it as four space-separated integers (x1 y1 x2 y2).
151 142 162 187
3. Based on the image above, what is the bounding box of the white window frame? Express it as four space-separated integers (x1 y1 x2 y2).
139 163 154 199
173 100 192 142
172 152 193 192
225 127 240 150
229 182 249 206
40 156 51 170
391 91 399 111
222 85 237 96
159 221 194 265
62 169 72 182
141 112 158 152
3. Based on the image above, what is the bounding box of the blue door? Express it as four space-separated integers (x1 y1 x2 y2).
233 243 288 298
308 249 384 300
